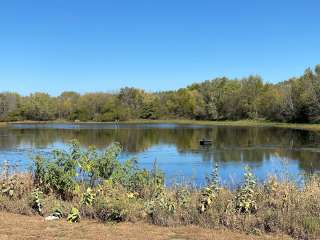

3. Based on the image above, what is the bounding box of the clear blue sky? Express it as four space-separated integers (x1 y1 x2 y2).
0 0 319 96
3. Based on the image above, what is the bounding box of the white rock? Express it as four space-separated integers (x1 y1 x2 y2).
45 215 60 221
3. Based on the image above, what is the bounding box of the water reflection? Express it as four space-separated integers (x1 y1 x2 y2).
0 123 319 184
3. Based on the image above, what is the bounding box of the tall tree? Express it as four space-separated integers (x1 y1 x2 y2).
21 93 56 121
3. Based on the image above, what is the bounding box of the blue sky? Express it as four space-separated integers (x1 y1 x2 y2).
0 0 319 95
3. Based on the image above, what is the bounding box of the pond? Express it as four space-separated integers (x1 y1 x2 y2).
0 123 320 186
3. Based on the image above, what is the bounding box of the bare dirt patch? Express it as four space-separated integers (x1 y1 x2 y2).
0 212 291 240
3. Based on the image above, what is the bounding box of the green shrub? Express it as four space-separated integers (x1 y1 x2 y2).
33 141 124 199
67 207 81 223
33 153 77 200
94 181 144 222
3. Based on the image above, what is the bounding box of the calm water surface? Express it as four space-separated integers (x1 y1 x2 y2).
1 123 320 185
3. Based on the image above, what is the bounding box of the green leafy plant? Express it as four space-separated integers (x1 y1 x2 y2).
235 166 257 214
81 187 95 206
176 187 190 208
94 183 136 222
157 189 176 214
94 143 122 180
30 188 43 214
33 150 78 200
33 141 128 200
67 207 81 223
199 164 220 213
146 190 176 217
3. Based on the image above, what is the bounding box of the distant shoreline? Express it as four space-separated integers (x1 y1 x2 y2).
1 119 320 132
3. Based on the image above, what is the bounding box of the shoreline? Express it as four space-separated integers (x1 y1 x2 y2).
1 119 320 131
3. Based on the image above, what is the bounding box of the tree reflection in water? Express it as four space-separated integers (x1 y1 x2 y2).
0 123 319 184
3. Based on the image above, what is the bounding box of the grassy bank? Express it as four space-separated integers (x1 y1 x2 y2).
0 140 319 239
4 119 320 132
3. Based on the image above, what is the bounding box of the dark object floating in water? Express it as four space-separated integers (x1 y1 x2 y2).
199 139 213 145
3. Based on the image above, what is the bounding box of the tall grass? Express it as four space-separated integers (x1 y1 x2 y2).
0 140 320 239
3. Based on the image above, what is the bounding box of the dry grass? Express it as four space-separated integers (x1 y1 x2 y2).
0 212 291 240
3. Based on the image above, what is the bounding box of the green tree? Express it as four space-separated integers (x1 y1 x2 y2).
57 91 80 120
238 76 264 119
118 87 146 119
0 92 21 121
76 93 112 121
21 93 56 121
257 84 282 121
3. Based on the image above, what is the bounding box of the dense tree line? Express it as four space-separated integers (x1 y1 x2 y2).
1 65 320 123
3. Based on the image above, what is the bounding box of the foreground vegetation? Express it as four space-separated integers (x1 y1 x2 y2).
1 141 319 239
1 65 320 123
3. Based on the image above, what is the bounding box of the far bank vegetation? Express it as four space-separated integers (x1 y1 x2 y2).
1 65 320 123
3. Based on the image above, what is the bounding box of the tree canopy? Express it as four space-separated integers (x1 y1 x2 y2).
1 65 320 123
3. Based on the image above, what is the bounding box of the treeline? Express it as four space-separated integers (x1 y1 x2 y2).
1 65 320 123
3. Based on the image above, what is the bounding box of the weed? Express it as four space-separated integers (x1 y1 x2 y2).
199 164 220 213
30 188 43 214
67 207 81 223
81 187 95 206
235 166 257 214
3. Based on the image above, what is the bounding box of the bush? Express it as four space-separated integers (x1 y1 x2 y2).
94 182 144 222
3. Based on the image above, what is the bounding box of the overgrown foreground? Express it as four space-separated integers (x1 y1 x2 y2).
0 141 319 239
